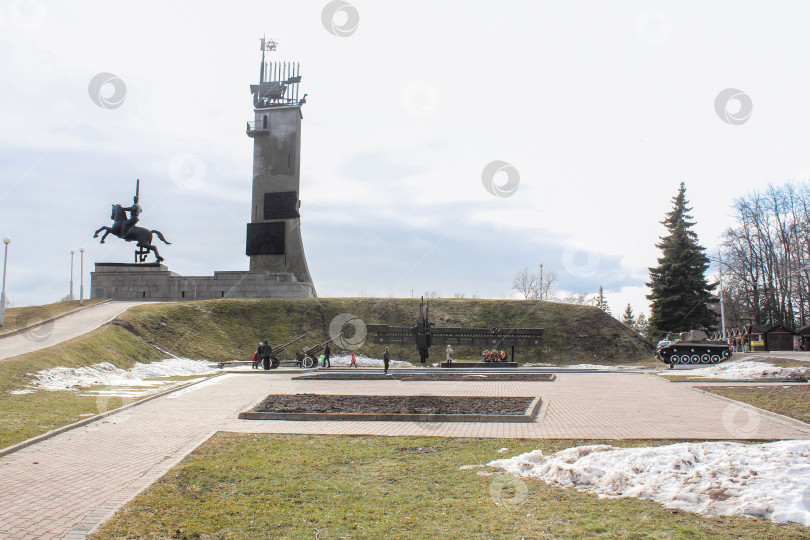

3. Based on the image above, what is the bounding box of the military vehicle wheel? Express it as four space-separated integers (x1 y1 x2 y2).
700 354 710 363
690 355 700 364
710 354 721 363
722 349 731 359
669 355 679 365
302 356 315 369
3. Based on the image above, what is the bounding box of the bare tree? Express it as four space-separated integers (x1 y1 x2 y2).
540 270 559 300
721 181 810 329
512 268 539 299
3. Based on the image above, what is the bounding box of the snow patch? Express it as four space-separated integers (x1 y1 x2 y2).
685 360 810 380
523 363 646 371
488 440 810 526
26 358 219 392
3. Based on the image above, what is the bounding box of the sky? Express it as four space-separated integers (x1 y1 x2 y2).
1 0 809 316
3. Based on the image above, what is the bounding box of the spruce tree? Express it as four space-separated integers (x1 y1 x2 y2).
595 286 611 314
621 303 635 327
647 183 717 334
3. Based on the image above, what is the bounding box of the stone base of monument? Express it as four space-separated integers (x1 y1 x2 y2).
440 362 519 368
90 263 315 300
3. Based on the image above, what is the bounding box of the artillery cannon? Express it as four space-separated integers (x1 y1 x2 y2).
295 334 342 368
266 333 308 369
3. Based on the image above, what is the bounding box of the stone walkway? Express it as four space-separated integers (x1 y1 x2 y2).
1 370 809 539
0 301 148 362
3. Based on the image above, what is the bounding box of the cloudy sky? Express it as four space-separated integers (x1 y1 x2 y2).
1 1 809 316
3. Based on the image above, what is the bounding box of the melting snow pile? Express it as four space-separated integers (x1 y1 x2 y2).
488 441 810 525
28 358 219 391
686 360 810 380
326 354 414 368
523 363 646 371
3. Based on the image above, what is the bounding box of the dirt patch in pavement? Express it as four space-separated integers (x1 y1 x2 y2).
250 394 535 415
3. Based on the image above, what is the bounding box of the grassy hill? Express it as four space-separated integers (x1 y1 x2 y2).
113 297 653 365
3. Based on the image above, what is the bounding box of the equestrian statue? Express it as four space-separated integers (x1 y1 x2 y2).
93 179 171 263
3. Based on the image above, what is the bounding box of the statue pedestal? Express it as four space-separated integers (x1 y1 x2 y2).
91 263 315 300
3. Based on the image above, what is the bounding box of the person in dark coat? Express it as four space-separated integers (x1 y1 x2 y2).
323 343 331 368
260 340 273 370
383 347 390 374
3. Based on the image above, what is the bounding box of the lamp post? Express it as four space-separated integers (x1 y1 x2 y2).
69 249 75 301
79 247 85 306
718 251 726 338
0 237 10 326
538 262 544 301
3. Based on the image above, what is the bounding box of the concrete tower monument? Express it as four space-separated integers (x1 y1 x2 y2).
246 38 314 291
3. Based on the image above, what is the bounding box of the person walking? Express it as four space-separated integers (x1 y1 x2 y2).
260 340 273 370
350 351 357 368
383 347 390 375
446 344 454 365
323 343 331 368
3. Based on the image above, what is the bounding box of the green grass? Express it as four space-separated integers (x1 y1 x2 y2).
697 385 810 424
90 434 809 539
657 374 807 383
0 299 107 334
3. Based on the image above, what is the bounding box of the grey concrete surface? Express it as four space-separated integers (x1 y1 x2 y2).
0 301 148 361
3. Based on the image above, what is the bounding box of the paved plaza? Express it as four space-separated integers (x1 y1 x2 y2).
1 369 809 539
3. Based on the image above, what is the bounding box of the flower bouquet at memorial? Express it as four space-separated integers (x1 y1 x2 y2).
482 350 508 362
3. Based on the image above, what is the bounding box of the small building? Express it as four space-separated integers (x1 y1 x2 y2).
763 324 795 351
724 323 796 352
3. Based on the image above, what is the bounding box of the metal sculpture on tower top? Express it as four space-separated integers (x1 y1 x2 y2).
249 36 304 109
93 179 171 262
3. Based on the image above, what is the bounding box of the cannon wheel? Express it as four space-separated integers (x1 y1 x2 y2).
302 356 315 369
270 357 280 369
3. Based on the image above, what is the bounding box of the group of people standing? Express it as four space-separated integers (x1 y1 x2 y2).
252 340 273 370
249 340 391 372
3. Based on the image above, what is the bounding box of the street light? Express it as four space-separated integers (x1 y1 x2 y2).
539 262 544 301
70 249 75 301
0 237 10 326
79 247 85 306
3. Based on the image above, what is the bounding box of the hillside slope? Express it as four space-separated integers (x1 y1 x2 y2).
114 298 653 365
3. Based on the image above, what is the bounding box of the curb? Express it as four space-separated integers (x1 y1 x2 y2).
0 299 113 340
238 397 542 423
686 385 810 434
0 373 225 459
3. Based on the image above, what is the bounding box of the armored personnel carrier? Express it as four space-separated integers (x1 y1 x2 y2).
655 330 732 369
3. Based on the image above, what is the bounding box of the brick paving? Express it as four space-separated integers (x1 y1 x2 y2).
1 370 809 539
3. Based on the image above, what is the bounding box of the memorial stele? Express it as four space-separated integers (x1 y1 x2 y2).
91 38 316 300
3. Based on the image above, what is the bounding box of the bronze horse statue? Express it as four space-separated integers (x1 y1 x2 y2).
93 204 171 262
